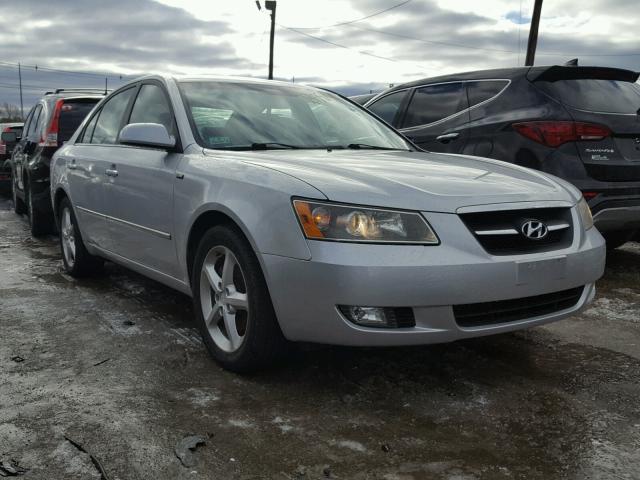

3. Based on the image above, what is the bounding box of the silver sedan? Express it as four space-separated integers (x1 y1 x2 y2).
50 76 605 371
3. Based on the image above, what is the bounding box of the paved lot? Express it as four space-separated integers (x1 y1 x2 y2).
1 195 639 480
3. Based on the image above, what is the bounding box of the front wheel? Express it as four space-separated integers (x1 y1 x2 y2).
58 197 103 277
192 225 287 372
11 176 26 215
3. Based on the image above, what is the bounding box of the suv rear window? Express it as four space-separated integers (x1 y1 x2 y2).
59 99 100 143
536 79 640 114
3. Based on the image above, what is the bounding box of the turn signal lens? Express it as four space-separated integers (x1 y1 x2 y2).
577 198 594 231
293 199 439 244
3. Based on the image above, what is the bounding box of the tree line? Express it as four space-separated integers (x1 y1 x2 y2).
0 103 22 122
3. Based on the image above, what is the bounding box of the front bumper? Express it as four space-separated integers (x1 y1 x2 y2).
262 210 605 346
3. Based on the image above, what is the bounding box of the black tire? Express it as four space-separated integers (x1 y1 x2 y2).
26 186 55 237
602 229 636 251
58 197 104 277
12 176 26 215
191 225 288 373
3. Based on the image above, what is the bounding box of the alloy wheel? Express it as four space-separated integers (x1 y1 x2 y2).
60 207 76 268
199 246 249 353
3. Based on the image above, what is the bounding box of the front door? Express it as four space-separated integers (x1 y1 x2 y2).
103 82 181 278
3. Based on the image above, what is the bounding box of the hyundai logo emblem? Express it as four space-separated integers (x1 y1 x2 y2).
521 220 548 240
635 137 640 145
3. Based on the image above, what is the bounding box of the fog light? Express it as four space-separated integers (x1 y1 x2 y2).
338 305 416 328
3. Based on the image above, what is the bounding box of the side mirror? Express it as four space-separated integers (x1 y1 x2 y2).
1 131 17 143
119 123 176 149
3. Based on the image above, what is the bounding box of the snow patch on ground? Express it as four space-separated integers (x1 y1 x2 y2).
332 439 368 453
186 388 219 407
585 296 639 323
228 419 254 428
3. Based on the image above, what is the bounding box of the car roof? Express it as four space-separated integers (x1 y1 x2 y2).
384 67 531 93
125 74 325 93
373 64 640 99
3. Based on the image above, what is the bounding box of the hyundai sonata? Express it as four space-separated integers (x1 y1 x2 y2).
50 76 605 371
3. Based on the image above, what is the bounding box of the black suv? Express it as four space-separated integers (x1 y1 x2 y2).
364 65 640 249
7 89 105 235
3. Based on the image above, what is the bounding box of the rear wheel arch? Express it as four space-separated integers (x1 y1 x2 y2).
53 187 70 222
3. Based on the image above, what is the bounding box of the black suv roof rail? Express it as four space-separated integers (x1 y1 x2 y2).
44 88 110 95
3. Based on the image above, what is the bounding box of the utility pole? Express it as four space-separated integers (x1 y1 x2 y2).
18 62 24 119
256 1 277 80
525 0 543 66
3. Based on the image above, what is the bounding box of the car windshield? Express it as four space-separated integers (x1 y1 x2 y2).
178 81 411 151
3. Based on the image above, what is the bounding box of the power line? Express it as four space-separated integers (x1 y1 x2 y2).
278 24 402 64
0 61 125 79
345 24 516 54
288 0 413 29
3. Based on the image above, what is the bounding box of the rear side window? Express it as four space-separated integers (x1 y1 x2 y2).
91 88 136 144
58 99 100 143
79 111 100 143
536 79 640 114
368 90 408 125
26 105 43 139
403 82 466 128
128 84 175 136
467 80 509 107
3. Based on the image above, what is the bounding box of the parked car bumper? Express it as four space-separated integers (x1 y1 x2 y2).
0 160 11 194
262 212 605 346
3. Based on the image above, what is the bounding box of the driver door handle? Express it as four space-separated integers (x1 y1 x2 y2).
436 132 460 142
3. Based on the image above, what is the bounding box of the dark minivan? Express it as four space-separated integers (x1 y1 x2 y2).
364 65 640 248
5 89 105 235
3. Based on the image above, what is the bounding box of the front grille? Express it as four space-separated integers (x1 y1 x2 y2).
585 164 640 182
459 207 574 255
453 287 584 328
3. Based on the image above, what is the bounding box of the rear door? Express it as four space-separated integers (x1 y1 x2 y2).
104 81 181 277
15 104 43 192
398 82 470 152
531 67 640 181
68 87 137 249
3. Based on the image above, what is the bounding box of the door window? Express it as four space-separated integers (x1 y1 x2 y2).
403 83 466 128
79 110 100 143
467 80 509 107
91 88 136 144
367 90 408 125
128 84 176 136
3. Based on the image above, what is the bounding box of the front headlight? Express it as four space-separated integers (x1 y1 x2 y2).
293 199 439 244
577 197 594 231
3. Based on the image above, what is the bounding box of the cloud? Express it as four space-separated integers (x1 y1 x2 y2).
0 0 637 110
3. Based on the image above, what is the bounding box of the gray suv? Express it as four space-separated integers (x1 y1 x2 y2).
50 75 605 372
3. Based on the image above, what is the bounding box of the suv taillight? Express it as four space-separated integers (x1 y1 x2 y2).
512 121 611 147
39 99 65 147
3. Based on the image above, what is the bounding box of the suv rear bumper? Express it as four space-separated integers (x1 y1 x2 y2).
589 194 640 231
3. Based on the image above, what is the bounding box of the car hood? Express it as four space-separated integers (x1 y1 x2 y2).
203 149 578 213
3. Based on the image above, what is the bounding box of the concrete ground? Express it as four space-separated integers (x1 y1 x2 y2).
1 195 639 480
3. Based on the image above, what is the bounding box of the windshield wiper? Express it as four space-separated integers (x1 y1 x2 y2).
250 142 301 150
347 143 408 151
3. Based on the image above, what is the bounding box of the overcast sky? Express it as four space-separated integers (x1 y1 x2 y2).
0 0 638 112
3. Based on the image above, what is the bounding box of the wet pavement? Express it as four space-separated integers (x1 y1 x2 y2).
1 195 639 479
